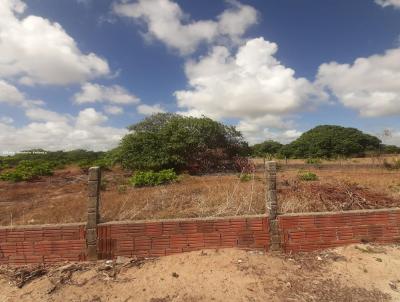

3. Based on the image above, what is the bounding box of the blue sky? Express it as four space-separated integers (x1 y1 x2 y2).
1 0 400 151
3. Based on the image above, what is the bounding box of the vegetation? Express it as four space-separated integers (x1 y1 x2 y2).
280 125 381 159
239 173 252 182
0 149 105 169
382 145 400 154
250 126 400 159
0 160 54 182
251 140 283 158
305 158 322 165
298 171 318 181
0 149 108 182
1 121 399 184
129 169 178 187
117 113 249 173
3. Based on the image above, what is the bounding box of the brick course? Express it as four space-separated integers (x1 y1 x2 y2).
280 208 400 253
97 215 269 259
0 224 86 265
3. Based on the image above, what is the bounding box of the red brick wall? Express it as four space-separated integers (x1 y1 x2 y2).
0 224 86 265
3 208 400 265
279 209 400 253
97 216 269 259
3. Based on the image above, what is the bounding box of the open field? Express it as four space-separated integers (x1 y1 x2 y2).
1 244 400 301
1 161 400 226
253 154 400 168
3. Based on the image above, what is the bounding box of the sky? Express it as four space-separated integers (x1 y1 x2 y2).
1 0 400 152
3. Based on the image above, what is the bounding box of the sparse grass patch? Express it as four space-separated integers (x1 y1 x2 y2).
305 158 322 165
298 171 318 181
117 184 127 194
239 173 252 182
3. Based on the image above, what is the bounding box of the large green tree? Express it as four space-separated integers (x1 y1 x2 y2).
280 125 381 158
251 140 283 157
117 113 249 173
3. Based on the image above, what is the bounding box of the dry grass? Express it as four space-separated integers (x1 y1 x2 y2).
101 172 265 222
1 163 400 226
253 154 400 166
278 168 400 213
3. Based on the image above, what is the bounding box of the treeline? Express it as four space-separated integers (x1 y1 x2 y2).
0 149 107 169
0 149 110 181
1 116 400 182
0 113 250 181
252 125 400 159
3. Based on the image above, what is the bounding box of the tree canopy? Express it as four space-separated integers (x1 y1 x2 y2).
279 125 381 158
117 113 249 173
251 140 283 157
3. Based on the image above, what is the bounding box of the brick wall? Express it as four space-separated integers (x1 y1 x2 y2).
2 208 400 265
280 208 400 253
0 223 86 265
97 215 269 259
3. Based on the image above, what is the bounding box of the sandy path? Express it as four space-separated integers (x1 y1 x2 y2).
0 244 399 302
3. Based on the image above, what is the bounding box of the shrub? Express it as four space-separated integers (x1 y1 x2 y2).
0 160 54 182
298 171 318 181
78 158 111 172
130 169 178 187
117 113 249 174
239 173 252 182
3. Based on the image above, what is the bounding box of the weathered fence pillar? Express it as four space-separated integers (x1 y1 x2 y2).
266 161 280 251
86 166 101 260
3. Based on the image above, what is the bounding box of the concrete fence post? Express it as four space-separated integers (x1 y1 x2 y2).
86 166 101 260
266 161 280 251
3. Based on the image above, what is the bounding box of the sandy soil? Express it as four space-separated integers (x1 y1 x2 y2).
1 244 399 302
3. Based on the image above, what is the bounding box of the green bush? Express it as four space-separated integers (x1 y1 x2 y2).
78 158 111 172
130 169 178 187
305 158 322 165
251 140 283 158
0 160 54 182
117 113 249 174
298 171 318 181
239 173 252 182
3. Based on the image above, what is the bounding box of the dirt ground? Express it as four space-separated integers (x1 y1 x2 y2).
1 165 400 226
0 244 399 302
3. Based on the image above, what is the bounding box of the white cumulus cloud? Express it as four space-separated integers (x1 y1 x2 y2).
0 80 44 107
0 107 127 152
113 0 258 55
25 107 70 123
375 0 400 8
175 37 325 142
74 82 140 105
176 38 324 119
317 48 400 117
0 0 110 85
104 105 124 115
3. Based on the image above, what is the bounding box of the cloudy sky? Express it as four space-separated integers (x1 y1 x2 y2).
1 0 400 152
